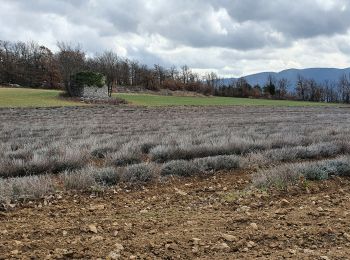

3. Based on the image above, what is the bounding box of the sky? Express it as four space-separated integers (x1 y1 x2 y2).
1 0 350 77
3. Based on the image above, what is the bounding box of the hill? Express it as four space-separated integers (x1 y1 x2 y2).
222 67 350 92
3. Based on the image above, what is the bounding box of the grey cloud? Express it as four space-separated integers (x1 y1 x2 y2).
4 0 350 49
220 0 350 39
1 0 350 76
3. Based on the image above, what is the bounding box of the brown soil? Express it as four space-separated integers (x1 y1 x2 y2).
1 171 350 259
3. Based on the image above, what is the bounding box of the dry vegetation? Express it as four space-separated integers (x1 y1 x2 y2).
2 105 350 259
1 105 350 202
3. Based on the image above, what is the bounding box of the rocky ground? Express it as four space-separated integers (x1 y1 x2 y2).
1 170 350 259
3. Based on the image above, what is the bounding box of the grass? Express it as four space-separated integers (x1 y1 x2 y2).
0 87 83 107
0 87 344 108
114 93 342 107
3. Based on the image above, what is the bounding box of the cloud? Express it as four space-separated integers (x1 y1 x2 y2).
1 0 350 77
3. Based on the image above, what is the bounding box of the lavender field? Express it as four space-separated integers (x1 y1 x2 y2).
1 105 350 202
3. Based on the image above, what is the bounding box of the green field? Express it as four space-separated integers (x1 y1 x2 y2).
0 88 83 108
0 88 345 108
115 93 341 107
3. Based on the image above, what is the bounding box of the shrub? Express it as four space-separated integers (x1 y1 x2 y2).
194 155 240 171
60 166 123 189
91 147 115 158
109 142 142 166
253 166 302 189
299 164 329 181
0 175 56 202
149 142 248 163
249 142 344 168
161 160 202 177
60 169 96 190
305 142 341 159
0 146 88 178
122 163 157 183
93 167 121 185
324 158 350 177
140 141 158 154
71 71 106 88
253 156 350 189
161 154 240 177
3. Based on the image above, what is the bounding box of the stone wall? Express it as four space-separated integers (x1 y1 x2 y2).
71 85 109 99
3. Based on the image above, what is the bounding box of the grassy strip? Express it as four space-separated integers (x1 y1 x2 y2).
115 93 342 107
0 88 85 107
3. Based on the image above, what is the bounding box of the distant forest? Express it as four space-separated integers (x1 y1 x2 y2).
1 40 349 103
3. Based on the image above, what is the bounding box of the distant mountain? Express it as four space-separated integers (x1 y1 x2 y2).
222 68 350 92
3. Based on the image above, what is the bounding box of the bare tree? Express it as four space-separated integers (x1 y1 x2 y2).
56 42 85 96
296 74 307 100
169 65 178 80
96 51 118 97
338 74 350 103
205 72 219 89
154 64 166 87
181 65 191 85
276 78 289 99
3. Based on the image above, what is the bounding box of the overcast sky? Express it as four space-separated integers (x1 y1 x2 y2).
1 0 350 77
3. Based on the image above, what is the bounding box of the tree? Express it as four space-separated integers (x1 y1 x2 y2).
296 74 307 100
205 72 219 89
276 78 289 99
56 42 85 96
181 65 191 85
154 64 166 87
252 84 262 97
263 74 276 97
95 51 118 97
236 77 252 97
338 74 350 103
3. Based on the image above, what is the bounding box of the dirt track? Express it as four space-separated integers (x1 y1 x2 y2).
1 171 350 259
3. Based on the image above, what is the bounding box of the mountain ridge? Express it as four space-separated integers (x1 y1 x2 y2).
223 67 350 92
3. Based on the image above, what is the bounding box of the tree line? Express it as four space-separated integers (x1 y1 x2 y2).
214 74 350 103
1 39 349 103
0 40 212 96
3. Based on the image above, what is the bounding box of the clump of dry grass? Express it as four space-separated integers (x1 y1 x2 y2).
59 166 123 190
161 154 240 177
122 163 158 183
0 175 55 203
252 156 350 189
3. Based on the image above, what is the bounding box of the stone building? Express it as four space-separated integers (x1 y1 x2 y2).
69 71 109 99
70 84 109 99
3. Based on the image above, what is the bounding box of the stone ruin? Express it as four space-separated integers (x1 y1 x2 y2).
69 71 109 99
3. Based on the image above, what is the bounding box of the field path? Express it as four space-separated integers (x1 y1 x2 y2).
1 171 350 259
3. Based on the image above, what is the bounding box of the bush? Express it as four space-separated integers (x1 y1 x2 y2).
140 141 158 154
122 163 157 183
299 164 329 181
0 175 55 202
60 166 122 189
253 156 350 189
194 155 240 171
109 142 142 166
253 166 302 189
161 160 202 177
149 140 256 163
93 167 121 185
71 71 106 88
60 169 96 190
161 155 240 177
0 146 88 178
249 142 344 168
